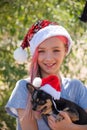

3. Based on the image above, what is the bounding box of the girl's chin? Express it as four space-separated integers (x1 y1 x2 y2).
43 72 58 77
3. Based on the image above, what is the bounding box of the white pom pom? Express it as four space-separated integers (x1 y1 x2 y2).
33 77 42 88
13 47 28 64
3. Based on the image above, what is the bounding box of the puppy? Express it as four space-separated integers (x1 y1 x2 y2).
27 82 87 125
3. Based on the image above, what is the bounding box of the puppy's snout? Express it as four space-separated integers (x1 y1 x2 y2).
32 106 36 111
32 103 38 111
32 107 36 111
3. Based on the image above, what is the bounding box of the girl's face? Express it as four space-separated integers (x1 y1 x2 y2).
37 37 67 77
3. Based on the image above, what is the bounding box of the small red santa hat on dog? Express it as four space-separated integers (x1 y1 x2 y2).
14 20 73 64
33 75 61 100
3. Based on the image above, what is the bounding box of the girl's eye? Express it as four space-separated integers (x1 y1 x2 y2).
38 50 45 53
53 49 60 52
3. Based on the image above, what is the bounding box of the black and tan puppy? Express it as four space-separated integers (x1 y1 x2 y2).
27 82 87 125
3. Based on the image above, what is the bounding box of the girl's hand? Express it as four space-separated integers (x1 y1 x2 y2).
48 111 73 130
17 94 38 130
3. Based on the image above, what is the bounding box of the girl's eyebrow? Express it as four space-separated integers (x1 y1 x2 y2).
38 47 45 49
38 46 60 49
52 46 60 48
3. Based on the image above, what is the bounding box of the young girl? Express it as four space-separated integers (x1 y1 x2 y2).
6 20 87 130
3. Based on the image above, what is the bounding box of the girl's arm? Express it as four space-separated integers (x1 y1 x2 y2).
17 108 38 130
48 110 87 130
17 95 38 130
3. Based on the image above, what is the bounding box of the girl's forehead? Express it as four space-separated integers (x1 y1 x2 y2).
38 37 65 48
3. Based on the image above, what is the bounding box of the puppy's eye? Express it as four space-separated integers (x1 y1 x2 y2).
39 100 46 105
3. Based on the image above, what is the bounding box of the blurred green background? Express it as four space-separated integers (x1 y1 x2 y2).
0 0 87 129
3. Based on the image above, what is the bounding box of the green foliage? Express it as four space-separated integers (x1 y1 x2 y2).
0 39 27 129
0 0 87 129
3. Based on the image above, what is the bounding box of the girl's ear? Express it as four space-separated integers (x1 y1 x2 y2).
64 51 67 57
27 83 36 94
64 43 68 57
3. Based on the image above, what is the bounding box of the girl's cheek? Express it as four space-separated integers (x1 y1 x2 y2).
38 53 46 59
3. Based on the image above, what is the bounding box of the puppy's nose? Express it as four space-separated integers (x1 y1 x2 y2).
32 104 37 111
32 107 36 111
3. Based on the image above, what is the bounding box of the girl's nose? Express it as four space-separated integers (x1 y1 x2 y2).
45 52 53 61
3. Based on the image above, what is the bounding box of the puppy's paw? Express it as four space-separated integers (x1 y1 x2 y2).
55 114 64 122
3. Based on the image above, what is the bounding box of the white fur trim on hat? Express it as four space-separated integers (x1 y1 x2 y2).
30 25 72 56
33 77 42 88
40 84 61 100
13 47 28 64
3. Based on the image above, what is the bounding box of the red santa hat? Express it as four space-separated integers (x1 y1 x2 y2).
14 20 73 64
33 75 61 100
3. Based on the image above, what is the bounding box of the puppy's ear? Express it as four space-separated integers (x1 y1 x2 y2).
27 83 36 94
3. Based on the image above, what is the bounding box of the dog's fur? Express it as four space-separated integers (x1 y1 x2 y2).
27 82 87 125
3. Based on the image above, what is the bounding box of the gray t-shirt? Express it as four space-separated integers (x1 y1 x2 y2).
5 77 87 130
